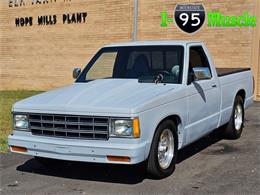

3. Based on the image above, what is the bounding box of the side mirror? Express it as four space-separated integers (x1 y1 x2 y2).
192 67 212 81
73 68 81 79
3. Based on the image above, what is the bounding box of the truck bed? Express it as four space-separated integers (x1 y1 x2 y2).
216 68 250 77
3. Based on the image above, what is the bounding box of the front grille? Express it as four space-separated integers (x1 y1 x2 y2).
29 114 109 140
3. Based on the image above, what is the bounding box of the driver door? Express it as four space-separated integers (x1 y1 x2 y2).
186 45 220 143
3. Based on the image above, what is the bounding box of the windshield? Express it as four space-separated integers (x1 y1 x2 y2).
76 46 184 84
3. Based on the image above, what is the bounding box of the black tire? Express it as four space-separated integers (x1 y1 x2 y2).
223 95 244 139
146 120 178 179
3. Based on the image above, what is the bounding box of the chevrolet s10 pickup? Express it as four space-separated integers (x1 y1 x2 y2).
8 41 254 178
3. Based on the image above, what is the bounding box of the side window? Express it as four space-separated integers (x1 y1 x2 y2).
189 46 211 69
188 46 212 83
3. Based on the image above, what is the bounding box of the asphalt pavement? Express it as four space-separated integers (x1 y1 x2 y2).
0 103 259 195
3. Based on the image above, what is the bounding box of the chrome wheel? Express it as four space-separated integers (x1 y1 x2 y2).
157 129 174 169
234 104 243 131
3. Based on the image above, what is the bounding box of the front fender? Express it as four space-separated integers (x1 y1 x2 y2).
138 97 188 160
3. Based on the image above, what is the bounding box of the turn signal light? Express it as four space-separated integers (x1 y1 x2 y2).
11 146 27 153
107 155 130 162
133 118 140 138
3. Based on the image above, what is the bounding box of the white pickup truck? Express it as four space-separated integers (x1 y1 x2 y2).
8 41 254 178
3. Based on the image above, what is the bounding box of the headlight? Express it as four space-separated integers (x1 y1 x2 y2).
110 118 140 138
14 114 29 130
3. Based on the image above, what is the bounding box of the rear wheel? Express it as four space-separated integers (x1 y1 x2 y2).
223 95 244 139
146 120 178 179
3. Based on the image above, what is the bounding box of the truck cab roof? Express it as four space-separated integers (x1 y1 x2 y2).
104 40 203 48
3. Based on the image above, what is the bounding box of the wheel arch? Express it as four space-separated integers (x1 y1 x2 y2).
233 89 246 109
154 114 183 149
236 89 246 106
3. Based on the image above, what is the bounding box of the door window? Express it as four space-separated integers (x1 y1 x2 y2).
188 46 212 84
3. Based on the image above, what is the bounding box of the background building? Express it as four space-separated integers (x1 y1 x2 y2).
0 0 259 100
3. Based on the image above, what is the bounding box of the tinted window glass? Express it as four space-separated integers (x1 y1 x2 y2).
189 46 211 69
77 46 184 84
151 51 164 70
166 51 181 69
127 51 151 70
86 52 117 80
188 46 212 83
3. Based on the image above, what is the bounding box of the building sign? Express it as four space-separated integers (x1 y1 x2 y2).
174 4 205 34
8 0 87 27
161 3 257 34
208 12 256 27
9 0 70 7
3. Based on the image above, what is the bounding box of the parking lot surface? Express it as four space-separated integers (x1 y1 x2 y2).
0 103 259 195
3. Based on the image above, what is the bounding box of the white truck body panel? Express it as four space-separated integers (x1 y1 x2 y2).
8 41 254 164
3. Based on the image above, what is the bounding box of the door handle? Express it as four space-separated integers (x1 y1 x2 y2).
211 84 217 88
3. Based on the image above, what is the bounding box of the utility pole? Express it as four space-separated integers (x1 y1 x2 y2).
132 0 138 41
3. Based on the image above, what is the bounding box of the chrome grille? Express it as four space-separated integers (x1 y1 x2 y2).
29 114 109 140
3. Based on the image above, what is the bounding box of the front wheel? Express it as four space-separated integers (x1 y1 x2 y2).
146 120 178 179
223 95 244 139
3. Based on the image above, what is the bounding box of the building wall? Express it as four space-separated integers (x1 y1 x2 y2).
0 0 133 89
137 0 260 100
0 0 259 100
252 0 260 100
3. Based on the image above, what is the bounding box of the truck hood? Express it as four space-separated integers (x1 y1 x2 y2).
13 79 183 115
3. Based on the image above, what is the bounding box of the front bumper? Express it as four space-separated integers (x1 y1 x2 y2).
8 131 148 164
